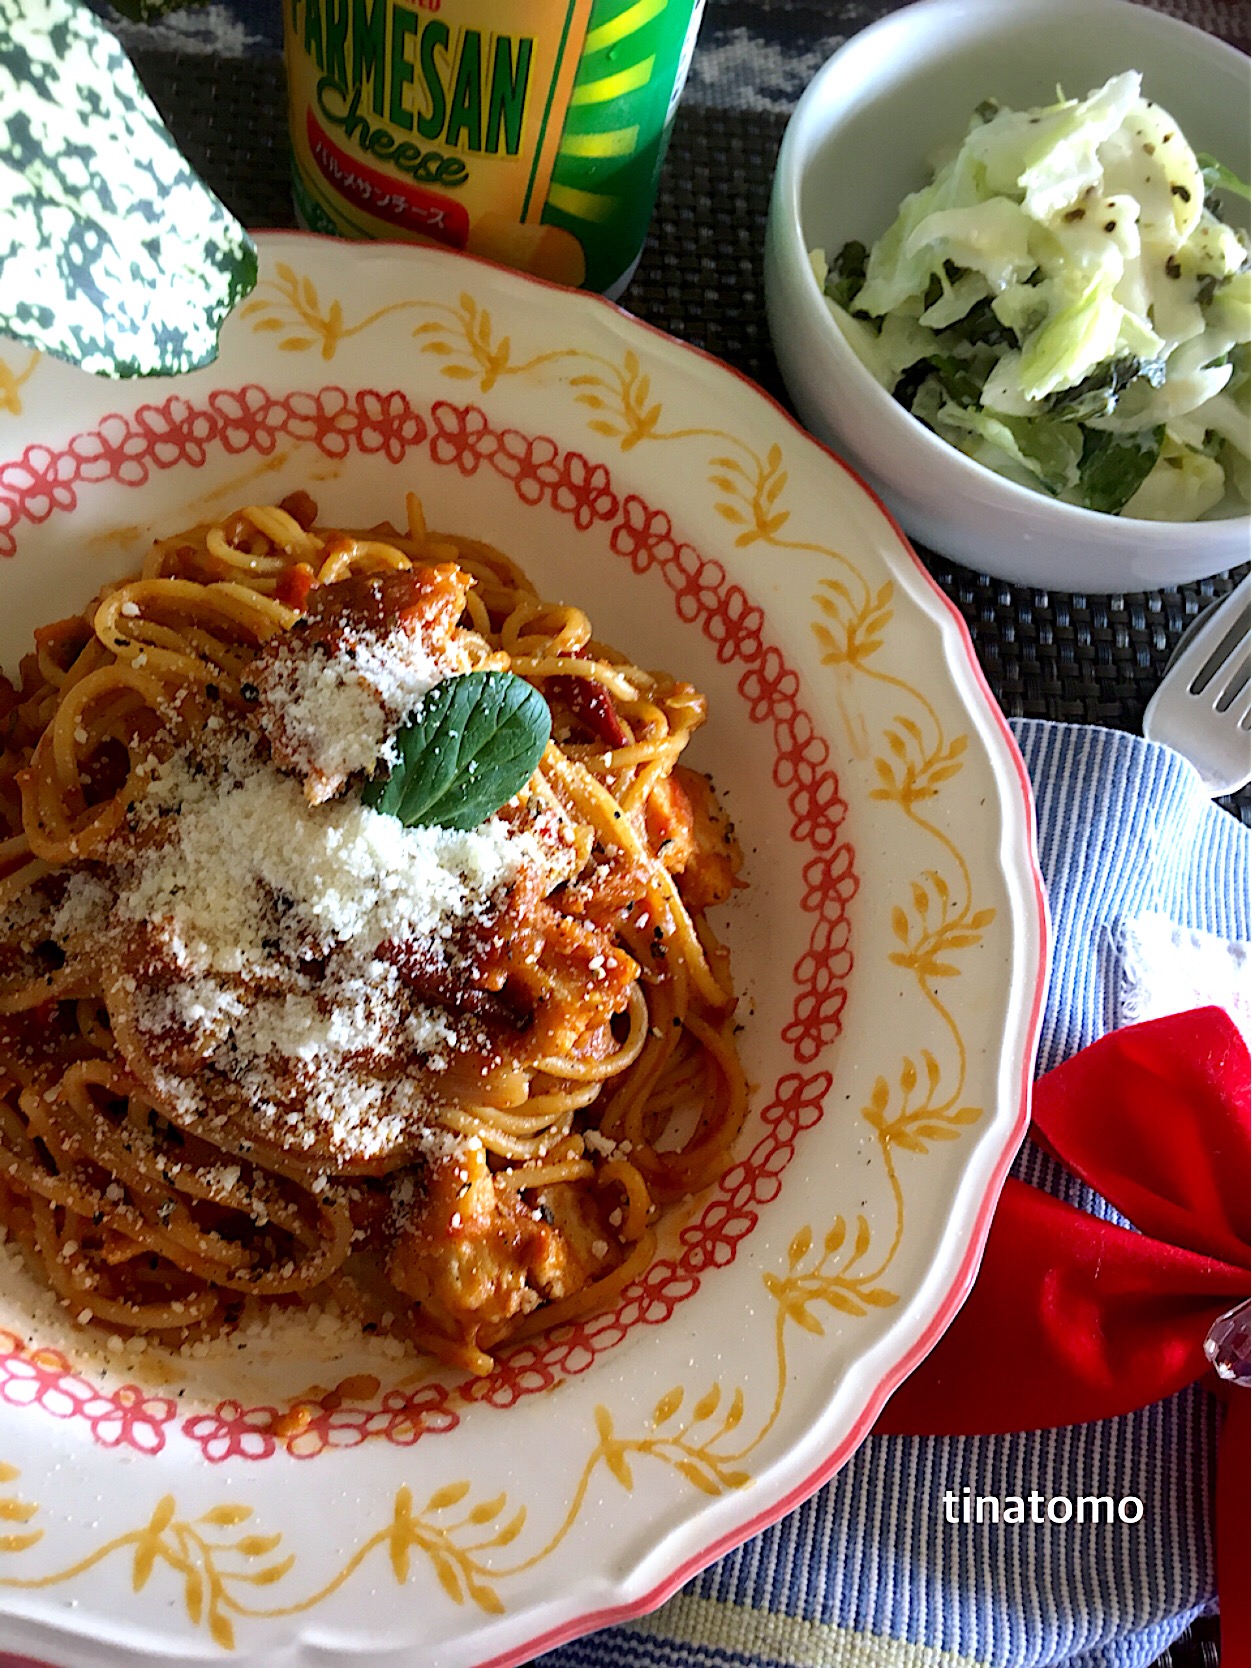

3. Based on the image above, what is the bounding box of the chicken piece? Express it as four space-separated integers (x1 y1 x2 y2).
245 565 473 803
292 564 469 647
644 770 695 875
386 1142 604 1349
476 895 639 1064
646 766 742 912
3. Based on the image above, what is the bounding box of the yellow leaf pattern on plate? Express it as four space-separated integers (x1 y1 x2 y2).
0 351 40 417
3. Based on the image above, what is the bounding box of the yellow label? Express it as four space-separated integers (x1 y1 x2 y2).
284 0 595 286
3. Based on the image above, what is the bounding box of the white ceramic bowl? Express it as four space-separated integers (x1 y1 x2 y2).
764 0 1251 592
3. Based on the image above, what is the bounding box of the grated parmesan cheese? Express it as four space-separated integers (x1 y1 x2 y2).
117 735 541 967
50 727 564 1164
251 603 470 800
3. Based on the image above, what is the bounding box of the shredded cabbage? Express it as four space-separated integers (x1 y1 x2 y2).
812 73 1251 518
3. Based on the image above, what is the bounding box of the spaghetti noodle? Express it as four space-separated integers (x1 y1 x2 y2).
0 492 746 1374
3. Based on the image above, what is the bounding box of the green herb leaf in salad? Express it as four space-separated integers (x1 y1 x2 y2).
811 71 1251 519
1197 152 1252 205
1076 426 1166 516
0 0 257 377
362 671 552 833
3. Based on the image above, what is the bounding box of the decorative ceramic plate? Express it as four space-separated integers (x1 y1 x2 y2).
0 234 1047 1668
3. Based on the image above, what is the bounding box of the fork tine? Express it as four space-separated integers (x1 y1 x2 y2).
1143 576 1252 796
1192 618 1249 698
1167 577 1251 691
1215 651 1250 717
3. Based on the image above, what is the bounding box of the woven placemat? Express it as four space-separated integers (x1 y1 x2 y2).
131 41 1250 838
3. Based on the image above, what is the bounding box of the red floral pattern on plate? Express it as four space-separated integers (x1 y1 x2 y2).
0 1332 176 1455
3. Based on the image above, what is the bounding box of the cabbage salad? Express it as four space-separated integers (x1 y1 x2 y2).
812 72 1250 519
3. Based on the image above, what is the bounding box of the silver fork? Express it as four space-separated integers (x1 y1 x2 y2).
1143 575 1251 797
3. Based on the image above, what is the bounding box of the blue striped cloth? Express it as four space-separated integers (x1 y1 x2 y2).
540 720 1251 1668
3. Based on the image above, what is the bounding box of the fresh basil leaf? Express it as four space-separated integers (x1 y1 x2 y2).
362 672 551 833
1077 426 1164 515
0 0 257 377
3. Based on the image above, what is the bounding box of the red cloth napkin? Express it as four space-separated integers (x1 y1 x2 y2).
874 1006 1251 1666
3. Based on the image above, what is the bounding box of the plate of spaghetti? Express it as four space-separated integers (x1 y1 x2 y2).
0 234 1046 1668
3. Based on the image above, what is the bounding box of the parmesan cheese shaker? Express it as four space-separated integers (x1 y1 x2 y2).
282 0 705 297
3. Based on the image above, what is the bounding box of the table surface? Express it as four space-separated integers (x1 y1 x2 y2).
95 7 1247 1666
